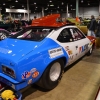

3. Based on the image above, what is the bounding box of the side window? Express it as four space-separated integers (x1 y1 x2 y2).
70 28 85 41
74 28 86 39
57 28 73 43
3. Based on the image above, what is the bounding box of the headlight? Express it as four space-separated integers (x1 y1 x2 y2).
2 65 16 78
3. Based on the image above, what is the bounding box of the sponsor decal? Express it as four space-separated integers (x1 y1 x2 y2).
48 47 64 58
68 50 73 55
22 71 31 79
90 42 92 45
65 46 69 51
79 44 88 53
32 71 39 78
69 55 74 60
76 46 78 50
28 79 32 84
30 68 37 73
22 68 39 79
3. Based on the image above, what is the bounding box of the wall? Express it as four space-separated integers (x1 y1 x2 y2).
72 7 99 18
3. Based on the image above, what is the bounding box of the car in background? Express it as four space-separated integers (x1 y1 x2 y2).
0 14 95 94
0 28 11 40
67 18 88 35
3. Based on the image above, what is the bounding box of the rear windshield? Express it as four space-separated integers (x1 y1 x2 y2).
10 27 53 41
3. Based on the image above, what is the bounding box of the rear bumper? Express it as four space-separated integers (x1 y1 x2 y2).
0 73 27 91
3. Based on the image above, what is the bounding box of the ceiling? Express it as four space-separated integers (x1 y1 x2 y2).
0 0 100 14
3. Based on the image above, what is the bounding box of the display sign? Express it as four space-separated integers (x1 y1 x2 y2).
6 8 31 13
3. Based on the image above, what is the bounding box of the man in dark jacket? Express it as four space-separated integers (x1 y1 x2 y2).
87 15 97 37
96 16 100 37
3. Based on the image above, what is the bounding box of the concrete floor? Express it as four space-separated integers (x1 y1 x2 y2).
22 48 100 100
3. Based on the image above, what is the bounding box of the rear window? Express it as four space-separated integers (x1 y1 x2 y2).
10 27 53 41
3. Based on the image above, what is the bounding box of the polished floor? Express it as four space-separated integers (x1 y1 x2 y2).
22 48 100 100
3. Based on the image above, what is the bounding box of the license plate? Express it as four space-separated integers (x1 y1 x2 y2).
0 77 12 86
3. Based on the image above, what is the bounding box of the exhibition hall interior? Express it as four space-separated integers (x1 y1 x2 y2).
0 0 100 100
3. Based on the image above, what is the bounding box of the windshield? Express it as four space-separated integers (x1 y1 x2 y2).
10 27 53 41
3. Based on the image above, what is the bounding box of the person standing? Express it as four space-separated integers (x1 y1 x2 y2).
87 15 97 37
95 16 100 48
96 16 100 37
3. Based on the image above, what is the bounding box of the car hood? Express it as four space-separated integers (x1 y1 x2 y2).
0 38 43 63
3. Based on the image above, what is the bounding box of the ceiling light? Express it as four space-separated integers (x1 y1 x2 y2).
15 0 18 2
62 2 64 5
34 2 36 5
3 3 5 5
88 3 90 5
22 5 24 7
12 6 14 7
36 7 38 8
70 5 72 7
81 0 83 3
57 6 59 8
45 8 48 10
49 0 52 2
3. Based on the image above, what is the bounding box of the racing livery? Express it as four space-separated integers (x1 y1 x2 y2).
0 14 95 91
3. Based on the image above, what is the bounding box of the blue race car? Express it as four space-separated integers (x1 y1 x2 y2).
0 14 95 92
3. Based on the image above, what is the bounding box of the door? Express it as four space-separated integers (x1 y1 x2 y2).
57 28 79 65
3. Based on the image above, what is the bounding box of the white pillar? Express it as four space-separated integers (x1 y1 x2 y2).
42 7 44 17
0 10 1 21
76 0 79 17
9 13 11 17
14 14 15 20
66 3 68 18
99 1 100 15
24 13 26 20
27 0 30 21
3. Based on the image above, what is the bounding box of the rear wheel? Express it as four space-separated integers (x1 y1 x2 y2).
37 59 64 90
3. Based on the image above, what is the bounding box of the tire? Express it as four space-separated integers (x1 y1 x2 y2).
87 46 93 56
37 59 64 90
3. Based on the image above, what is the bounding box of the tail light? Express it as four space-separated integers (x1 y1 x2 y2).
2 65 15 78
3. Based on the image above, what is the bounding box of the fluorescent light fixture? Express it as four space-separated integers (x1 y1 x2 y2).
50 4 54 6
6 8 31 13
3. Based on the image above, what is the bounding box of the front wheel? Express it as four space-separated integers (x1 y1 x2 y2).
87 46 93 56
37 59 64 90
